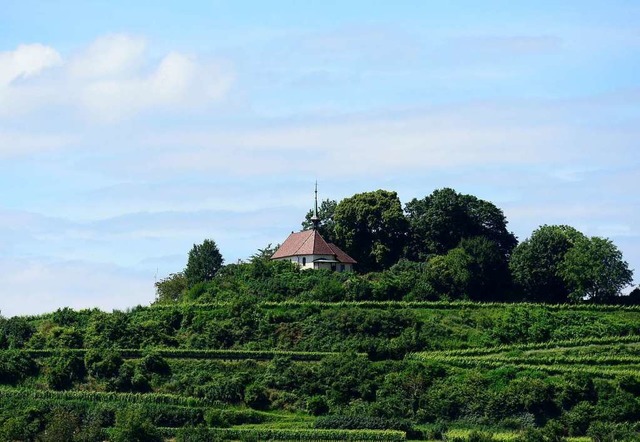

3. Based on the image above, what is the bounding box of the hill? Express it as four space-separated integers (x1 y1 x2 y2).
1 301 640 440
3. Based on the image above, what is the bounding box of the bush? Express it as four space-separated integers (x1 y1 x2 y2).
424 421 448 440
0 317 35 349
140 351 170 375
110 407 162 442
0 350 37 384
244 382 270 410
307 395 329 416
38 408 80 442
85 348 123 379
46 352 85 390
587 421 638 442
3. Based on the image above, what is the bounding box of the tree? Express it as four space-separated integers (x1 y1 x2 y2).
154 272 188 304
423 248 473 300
628 286 640 305
405 188 517 261
302 199 338 242
184 239 224 287
560 236 633 302
509 225 585 303
458 236 513 301
250 243 279 262
333 190 409 273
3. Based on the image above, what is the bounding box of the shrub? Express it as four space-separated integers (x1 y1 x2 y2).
0 350 37 384
244 382 270 410
46 352 85 390
110 407 162 442
587 421 638 442
307 395 329 416
84 348 123 379
38 408 80 442
140 351 170 375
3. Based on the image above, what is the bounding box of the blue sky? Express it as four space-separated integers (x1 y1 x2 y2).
1 1 638 316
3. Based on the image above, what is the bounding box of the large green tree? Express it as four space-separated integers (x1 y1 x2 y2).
184 239 224 287
509 225 585 303
405 188 517 261
333 190 409 273
560 236 633 302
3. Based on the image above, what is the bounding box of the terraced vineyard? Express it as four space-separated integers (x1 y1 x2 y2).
1 301 640 440
412 337 640 379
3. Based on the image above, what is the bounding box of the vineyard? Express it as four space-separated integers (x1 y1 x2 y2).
1 301 640 440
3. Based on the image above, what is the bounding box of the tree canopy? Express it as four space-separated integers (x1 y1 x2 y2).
333 190 408 273
184 239 224 287
404 188 517 261
560 236 633 302
509 225 585 303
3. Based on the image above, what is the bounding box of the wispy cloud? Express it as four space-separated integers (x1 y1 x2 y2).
0 258 151 317
130 98 638 179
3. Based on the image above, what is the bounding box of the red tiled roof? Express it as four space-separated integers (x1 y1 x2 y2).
271 229 357 264
328 243 357 264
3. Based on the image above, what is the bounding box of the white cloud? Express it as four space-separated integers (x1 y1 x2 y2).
68 34 146 79
0 34 234 122
0 43 62 87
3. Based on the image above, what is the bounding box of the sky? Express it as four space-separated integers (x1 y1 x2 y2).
1 1 639 316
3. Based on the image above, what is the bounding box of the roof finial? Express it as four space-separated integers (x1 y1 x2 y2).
311 181 320 230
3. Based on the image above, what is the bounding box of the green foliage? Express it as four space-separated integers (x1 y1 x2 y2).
0 350 37 384
154 272 188 304
491 306 556 344
509 225 585 303
110 406 162 442
85 348 123 379
46 351 85 390
405 187 517 261
307 395 330 415
334 190 408 273
587 421 639 442
423 248 473 300
511 226 634 304
560 236 633 302
314 415 415 434
165 427 407 440
38 408 81 442
4 300 640 438
140 351 170 375
0 316 35 349
458 236 513 301
184 239 224 287
244 382 270 410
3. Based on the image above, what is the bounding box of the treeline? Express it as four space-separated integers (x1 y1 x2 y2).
157 187 637 305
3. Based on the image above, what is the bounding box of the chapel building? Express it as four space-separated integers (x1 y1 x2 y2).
271 185 356 272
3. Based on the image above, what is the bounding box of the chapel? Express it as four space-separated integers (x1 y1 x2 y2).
271 185 356 272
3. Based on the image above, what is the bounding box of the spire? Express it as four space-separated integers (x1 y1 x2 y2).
311 181 320 230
